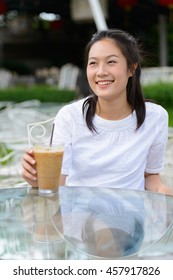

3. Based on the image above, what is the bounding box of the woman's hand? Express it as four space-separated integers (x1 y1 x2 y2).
21 149 38 187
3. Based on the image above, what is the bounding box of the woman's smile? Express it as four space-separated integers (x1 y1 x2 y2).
96 79 114 87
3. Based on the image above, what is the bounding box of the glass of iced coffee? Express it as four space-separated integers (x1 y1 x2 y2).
33 142 64 195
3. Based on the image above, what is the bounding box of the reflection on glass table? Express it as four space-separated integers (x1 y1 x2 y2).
0 183 173 260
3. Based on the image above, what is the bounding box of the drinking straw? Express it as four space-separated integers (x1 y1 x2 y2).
49 123 55 146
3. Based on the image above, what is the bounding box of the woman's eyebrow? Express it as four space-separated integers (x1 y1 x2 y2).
88 54 119 60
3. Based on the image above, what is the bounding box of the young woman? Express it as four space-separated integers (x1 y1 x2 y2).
22 29 172 258
22 29 172 195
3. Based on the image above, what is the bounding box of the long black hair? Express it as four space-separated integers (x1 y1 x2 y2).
82 29 146 132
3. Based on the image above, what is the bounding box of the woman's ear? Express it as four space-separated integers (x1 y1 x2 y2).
129 63 138 76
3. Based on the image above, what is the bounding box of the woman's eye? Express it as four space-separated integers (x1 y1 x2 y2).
89 61 96 66
108 60 116 64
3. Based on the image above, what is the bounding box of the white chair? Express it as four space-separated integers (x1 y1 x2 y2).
0 106 49 144
0 107 51 178
27 117 55 147
0 69 13 89
58 63 80 90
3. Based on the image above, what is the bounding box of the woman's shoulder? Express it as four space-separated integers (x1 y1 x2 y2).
55 97 87 119
61 98 85 110
145 101 168 119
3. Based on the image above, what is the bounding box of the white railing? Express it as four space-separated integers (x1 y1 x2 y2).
141 67 173 85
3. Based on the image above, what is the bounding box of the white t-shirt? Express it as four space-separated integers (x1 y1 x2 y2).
53 98 168 190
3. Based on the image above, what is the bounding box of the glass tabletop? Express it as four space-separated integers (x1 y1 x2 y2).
0 183 173 260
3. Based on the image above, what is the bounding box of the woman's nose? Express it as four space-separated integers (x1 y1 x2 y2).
97 64 108 76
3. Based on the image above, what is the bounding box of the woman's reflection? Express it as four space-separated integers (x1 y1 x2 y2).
59 188 144 259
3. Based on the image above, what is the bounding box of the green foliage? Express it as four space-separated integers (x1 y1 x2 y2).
142 82 173 127
142 82 173 108
0 144 13 165
0 86 77 103
166 108 173 127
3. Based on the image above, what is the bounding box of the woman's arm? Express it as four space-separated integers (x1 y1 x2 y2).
145 173 173 195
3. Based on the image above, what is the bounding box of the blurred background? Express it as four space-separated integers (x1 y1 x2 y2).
0 0 172 74
0 1 172 100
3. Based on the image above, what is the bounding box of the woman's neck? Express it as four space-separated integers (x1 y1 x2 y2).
96 98 132 121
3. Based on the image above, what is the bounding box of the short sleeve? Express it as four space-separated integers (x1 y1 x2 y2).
53 106 73 176
145 107 168 174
